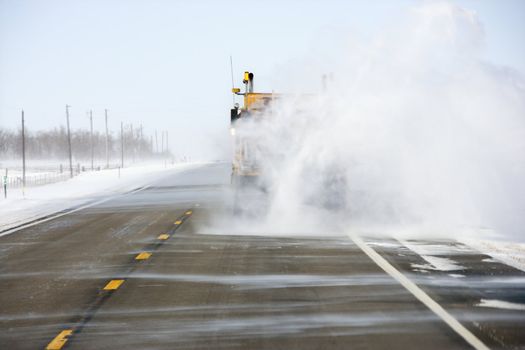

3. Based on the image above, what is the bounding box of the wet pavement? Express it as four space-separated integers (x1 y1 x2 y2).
0 163 524 349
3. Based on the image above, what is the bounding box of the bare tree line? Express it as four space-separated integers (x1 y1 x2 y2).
0 126 165 161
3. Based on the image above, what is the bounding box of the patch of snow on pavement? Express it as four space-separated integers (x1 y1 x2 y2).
401 241 466 271
477 299 525 311
411 255 465 271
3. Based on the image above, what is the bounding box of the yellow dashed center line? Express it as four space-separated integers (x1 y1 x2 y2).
45 210 195 349
135 252 152 260
46 329 73 350
103 279 125 291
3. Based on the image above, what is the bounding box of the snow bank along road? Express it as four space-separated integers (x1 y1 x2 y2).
0 163 200 234
0 163 524 349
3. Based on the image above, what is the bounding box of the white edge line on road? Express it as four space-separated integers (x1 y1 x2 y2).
347 233 490 350
0 185 151 238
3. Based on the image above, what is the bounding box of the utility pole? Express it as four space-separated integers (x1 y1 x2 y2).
130 123 135 163
89 110 94 170
155 130 158 154
3 169 7 199
21 110 26 187
66 105 73 178
105 109 109 168
139 124 143 159
120 121 124 168
161 130 164 154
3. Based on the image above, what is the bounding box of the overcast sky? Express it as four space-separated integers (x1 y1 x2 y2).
0 0 524 159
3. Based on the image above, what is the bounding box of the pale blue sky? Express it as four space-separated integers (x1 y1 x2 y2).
0 0 524 158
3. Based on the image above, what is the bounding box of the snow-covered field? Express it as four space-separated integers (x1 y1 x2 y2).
0 162 199 234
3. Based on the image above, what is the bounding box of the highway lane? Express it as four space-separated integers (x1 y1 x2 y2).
0 163 524 349
0 164 229 349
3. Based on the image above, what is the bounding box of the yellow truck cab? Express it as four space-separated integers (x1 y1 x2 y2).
230 72 277 183
229 71 346 214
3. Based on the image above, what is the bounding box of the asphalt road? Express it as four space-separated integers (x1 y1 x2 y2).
0 163 524 349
